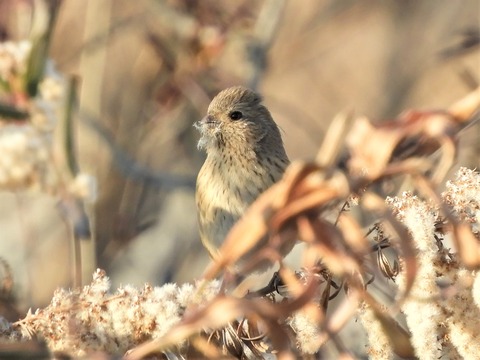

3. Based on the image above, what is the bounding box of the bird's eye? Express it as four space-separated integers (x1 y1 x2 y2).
229 111 243 120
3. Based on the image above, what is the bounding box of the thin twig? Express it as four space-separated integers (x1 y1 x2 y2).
78 108 196 190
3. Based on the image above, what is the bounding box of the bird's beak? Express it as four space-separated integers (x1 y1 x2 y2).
194 115 216 130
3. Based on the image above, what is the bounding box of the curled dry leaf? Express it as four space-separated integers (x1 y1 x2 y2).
346 87 480 180
126 279 320 360
177 89 478 358
346 115 405 179
202 182 280 279
451 221 480 269
447 86 480 123
125 296 255 360
361 292 415 359
430 136 457 184
346 111 455 180
317 287 362 346
297 216 362 276
316 111 354 168
189 335 223 358
203 162 349 279
336 213 370 255
271 172 348 230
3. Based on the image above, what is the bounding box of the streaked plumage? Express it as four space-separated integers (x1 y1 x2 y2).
195 86 290 268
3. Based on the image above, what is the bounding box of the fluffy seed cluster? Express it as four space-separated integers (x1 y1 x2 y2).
383 177 480 359
0 40 58 191
0 40 31 81
442 167 480 225
0 124 52 190
288 308 322 354
357 303 393 360
386 193 445 359
68 173 98 203
0 40 96 198
0 269 220 357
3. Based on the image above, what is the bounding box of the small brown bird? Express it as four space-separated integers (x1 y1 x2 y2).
195 86 291 271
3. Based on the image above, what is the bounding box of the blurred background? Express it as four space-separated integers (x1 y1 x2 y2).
0 0 478 325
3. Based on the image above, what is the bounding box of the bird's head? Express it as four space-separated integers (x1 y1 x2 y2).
195 86 283 154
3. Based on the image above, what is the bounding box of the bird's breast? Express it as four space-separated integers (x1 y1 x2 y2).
196 154 280 250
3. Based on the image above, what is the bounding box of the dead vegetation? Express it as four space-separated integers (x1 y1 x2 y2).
0 0 479 359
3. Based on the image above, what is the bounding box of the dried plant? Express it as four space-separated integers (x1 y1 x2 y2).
0 86 478 359
1 269 220 357
1 2 480 359
0 31 98 286
0 40 62 192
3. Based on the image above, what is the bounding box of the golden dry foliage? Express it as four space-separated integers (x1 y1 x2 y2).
1 32 479 356
1 2 480 358
3 89 477 358
124 88 480 359
0 0 480 358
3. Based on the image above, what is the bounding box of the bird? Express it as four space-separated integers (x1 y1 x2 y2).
195 86 292 273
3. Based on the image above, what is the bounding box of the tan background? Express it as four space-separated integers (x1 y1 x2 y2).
0 0 478 316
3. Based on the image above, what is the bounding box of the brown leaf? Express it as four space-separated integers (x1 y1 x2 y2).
203 163 348 279
452 222 480 269
448 86 480 123
336 213 370 255
344 89 480 180
126 279 320 360
362 292 415 359
297 217 362 276
317 287 361 344
316 111 354 168
202 182 281 279
346 116 405 179
271 185 342 231
281 161 327 202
